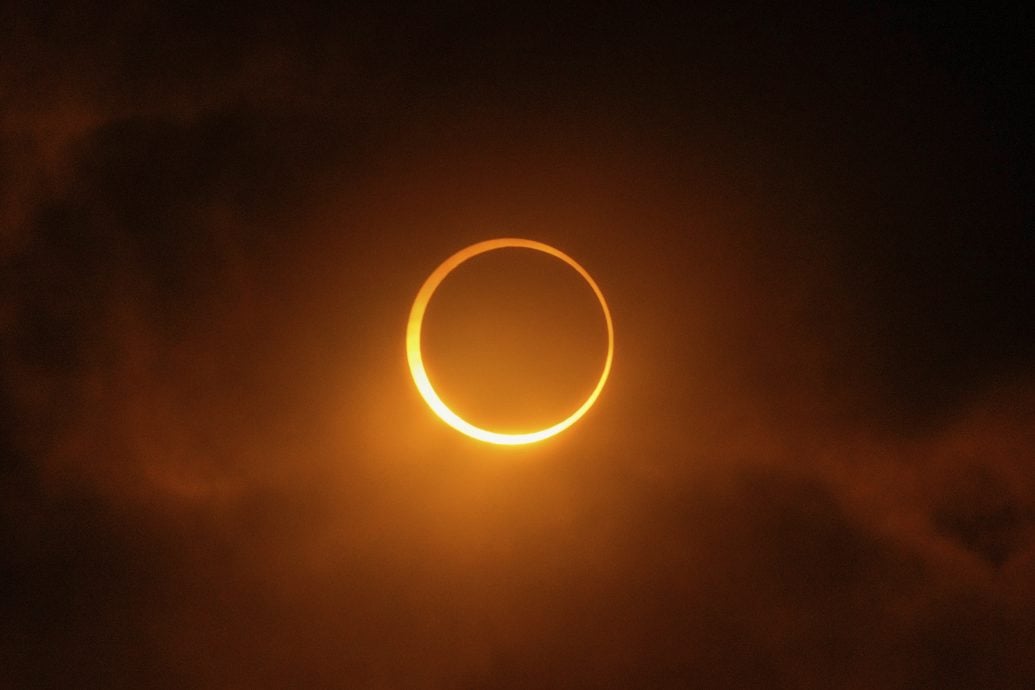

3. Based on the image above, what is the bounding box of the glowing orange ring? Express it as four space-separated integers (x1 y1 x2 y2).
406 238 614 445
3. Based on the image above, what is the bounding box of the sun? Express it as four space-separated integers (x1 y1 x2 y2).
406 238 614 445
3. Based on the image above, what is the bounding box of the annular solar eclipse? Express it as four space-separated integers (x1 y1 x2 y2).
406 238 614 445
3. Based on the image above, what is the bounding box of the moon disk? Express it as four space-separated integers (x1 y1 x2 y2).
406 238 614 445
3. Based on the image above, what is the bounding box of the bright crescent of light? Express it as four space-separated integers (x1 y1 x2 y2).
406 238 614 445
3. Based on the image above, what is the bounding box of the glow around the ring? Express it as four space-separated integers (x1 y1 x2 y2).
406 238 614 445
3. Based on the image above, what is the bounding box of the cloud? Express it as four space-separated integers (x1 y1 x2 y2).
1 3 1032 687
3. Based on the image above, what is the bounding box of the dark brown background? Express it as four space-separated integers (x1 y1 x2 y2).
2 2 1033 687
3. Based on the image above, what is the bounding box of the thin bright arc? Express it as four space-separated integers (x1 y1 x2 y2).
406 237 614 445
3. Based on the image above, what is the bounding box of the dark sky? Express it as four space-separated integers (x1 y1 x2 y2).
2 3 1033 688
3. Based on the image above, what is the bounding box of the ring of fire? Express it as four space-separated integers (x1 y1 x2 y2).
406 238 614 445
